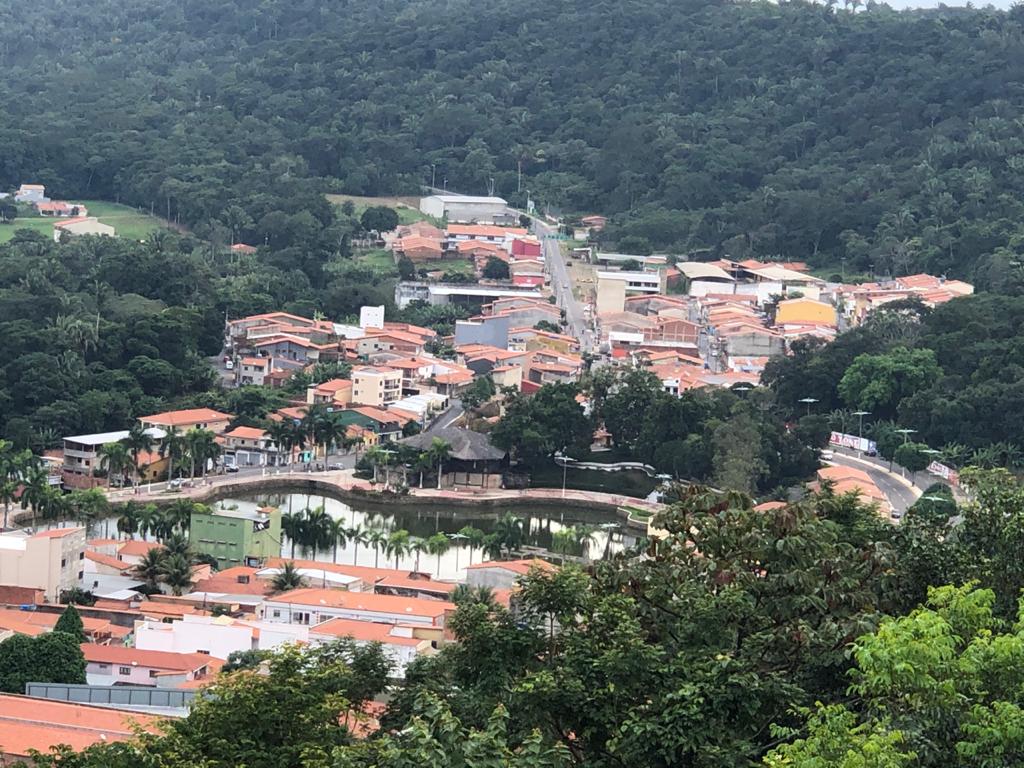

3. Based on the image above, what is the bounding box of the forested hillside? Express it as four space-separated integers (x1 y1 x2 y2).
3 0 1024 276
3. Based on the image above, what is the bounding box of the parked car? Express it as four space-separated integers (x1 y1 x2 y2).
225 465 239 473
328 463 343 471
820 450 834 461
225 359 234 370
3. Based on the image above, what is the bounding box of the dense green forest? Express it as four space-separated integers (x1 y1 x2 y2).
4 0 1024 276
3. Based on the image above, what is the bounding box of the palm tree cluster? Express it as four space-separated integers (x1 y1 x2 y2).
281 507 370 563
360 438 451 489
0 440 42 529
98 424 222 485
265 404 359 465
130 532 199 596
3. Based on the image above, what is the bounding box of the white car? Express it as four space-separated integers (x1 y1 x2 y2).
820 450 834 461
225 359 234 370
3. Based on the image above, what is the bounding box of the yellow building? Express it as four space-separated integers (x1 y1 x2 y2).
0 527 86 602
775 297 837 327
351 366 402 407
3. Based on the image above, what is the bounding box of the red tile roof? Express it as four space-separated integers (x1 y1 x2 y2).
0 694 158 757
267 588 454 619
224 426 266 440
465 558 556 576
80 644 216 672
140 408 232 427
31 526 84 539
310 618 425 646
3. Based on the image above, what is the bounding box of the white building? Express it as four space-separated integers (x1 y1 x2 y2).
134 614 309 660
260 588 454 628
53 216 116 242
14 184 48 204
309 617 435 678
419 195 509 223
0 527 86 602
465 558 555 591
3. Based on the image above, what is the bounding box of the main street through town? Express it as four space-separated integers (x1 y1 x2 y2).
534 220 594 354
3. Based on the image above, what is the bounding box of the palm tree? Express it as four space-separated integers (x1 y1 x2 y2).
66 489 110 533
364 446 389 484
266 420 296 466
164 500 194 534
426 533 450 576
451 583 476 606
160 427 187 482
271 561 307 592
387 529 410 570
347 525 367 566
19 464 51 521
313 413 346 460
122 425 154 486
117 502 141 540
133 548 165 590
366 528 389 568
185 428 221 478
327 517 348 563
163 531 191 560
281 511 303 558
98 441 132 488
427 438 452 490
0 441 32 529
159 553 193 596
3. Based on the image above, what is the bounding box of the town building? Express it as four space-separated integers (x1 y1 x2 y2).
189 506 281 569
0 527 86 602
465 558 555 590
81 644 219 688
351 366 402 407
0 694 158 760
134 614 309 660
595 271 667 315
139 408 233 434
261 588 455 628
419 195 509 223
53 216 115 241
308 618 434 678
399 427 508 489
15 183 48 203
221 426 284 468
60 428 166 489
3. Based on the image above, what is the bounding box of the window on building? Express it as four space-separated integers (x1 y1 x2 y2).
119 666 131 675
149 670 159 678
272 610 281 618
78 571 84 580
79 551 84 559
61 558 66 567
97 663 110 671
197 649 210 655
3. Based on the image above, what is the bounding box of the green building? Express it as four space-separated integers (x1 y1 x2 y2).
190 505 281 569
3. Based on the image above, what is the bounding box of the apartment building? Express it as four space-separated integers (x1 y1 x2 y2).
351 366 402 407
0 527 86 602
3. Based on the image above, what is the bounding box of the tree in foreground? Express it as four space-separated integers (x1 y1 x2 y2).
53 605 86 643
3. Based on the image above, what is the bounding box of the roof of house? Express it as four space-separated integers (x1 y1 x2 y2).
0 694 158 757
266 588 454 618
80 644 216 672
447 224 527 238
309 617 425 646
140 408 232 426
315 378 353 393
0 608 114 638
375 575 459 594
118 540 164 558
223 426 267 440
395 235 443 252
465 558 556 575
399 427 507 462
85 551 132 571
348 406 410 426
31 527 84 539
240 356 268 366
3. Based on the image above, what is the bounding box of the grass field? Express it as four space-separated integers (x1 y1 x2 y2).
358 248 398 275
326 193 430 225
0 200 169 244
426 258 474 276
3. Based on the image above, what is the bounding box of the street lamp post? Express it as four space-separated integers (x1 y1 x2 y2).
559 450 575 499
798 397 819 416
853 410 871 454
447 532 468 573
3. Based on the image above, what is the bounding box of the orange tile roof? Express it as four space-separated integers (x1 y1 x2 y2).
349 406 411 426
465 558 556 576
31 526 84 539
194 567 272 596
754 501 787 512
265 557 401 585
315 378 353 393
267 588 454 619
140 408 232 427
0 694 158 757
433 370 475 385
447 224 527 238
0 608 113 638
240 356 267 366
376 575 458 594
117 540 164 558
80 644 216 672
85 551 132 571
224 426 266 440
310 618 424 646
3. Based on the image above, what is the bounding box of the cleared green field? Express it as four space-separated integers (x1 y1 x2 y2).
0 200 169 244
357 248 398 275
325 193 435 226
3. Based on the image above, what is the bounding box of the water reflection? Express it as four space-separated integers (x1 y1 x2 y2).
215 492 638 581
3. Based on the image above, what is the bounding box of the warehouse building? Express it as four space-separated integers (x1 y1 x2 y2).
419 195 510 224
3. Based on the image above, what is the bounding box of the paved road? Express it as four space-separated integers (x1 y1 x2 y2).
828 452 921 516
534 221 594 354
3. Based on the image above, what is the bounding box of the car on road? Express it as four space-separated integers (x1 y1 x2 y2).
225 359 234 370
224 465 239 473
820 449 834 461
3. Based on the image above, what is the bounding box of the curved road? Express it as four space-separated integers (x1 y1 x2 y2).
827 451 921 516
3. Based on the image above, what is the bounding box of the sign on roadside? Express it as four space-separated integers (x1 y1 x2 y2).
829 431 877 453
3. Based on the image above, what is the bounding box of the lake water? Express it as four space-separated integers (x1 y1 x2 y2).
214 491 638 580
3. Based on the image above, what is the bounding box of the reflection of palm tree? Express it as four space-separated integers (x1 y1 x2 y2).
347 525 367 566
302 507 331 560
574 526 598 561
387 530 410 570
281 511 303 558
409 537 427 572
492 513 524 558
426 533 449 576
459 525 486 565
327 517 348 563
366 529 388 568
